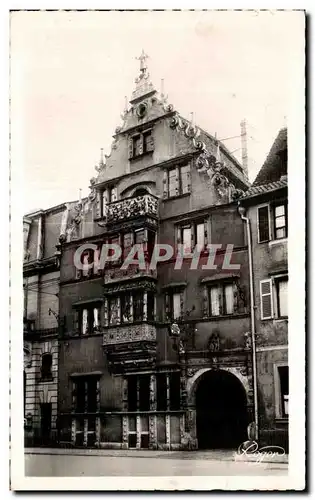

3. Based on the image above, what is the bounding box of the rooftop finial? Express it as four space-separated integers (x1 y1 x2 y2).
190 112 195 127
79 188 82 203
100 147 104 166
136 49 149 75
161 78 165 97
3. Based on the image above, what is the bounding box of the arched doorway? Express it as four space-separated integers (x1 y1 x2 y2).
195 369 248 449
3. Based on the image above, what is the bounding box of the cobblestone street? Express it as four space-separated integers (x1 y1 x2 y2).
25 448 288 477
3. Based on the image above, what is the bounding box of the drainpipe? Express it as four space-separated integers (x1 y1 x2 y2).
238 203 259 442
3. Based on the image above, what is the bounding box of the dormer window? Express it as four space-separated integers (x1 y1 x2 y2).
128 129 154 160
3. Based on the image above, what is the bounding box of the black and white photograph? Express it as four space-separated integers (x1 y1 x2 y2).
9 8 305 491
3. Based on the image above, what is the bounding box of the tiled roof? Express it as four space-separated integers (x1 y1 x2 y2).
241 177 287 199
253 128 287 186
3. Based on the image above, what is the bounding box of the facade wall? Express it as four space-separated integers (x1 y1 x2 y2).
245 189 288 449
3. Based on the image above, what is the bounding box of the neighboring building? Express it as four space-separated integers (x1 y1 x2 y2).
23 203 68 445
239 128 288 450
56 53 255 450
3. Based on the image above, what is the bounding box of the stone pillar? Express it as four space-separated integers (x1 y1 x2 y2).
149 374 157 449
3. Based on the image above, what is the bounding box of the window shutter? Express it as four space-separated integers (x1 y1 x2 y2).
128 138 134 159
260 279 273 319
257 205 270 243
73 309 79 333
176 226 181 246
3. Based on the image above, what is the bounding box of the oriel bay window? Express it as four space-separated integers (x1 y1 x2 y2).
164 164 191 198
74 303 102 334
106 290 156 326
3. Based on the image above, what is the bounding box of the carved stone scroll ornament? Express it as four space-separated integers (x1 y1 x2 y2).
169 114 244 201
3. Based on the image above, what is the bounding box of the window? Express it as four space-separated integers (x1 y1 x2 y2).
156 373 181 411
208 282 237 317
129 130 154 159
257 205 270 243
123 233 133 261
277 366 289 418
276 277 288 318
73 377 99 413
166 291 182 320
101 186 118 216
177 220 207 253
165 164 191 198
121 294 132 323
133 291 144 321
76 247 100 279
108 291 155 325
260 276 288 320
108 296 120 326
41 353 52 380
74 305 101 334
274 203 288 239
257 202 288 242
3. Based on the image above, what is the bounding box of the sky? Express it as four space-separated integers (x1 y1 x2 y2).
10 10 304 213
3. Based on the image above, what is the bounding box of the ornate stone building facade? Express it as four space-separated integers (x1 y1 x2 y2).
56 53 257 450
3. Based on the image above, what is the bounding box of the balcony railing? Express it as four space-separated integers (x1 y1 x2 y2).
106 194 158 224
103 323 157 346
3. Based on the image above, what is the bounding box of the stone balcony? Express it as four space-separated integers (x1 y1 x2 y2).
106 194 159 225
103 323 157 346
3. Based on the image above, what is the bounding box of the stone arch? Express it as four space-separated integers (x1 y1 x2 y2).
187 366 249 407
188 367 249 449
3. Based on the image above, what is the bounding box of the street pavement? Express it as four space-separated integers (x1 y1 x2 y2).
24 448 288 477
